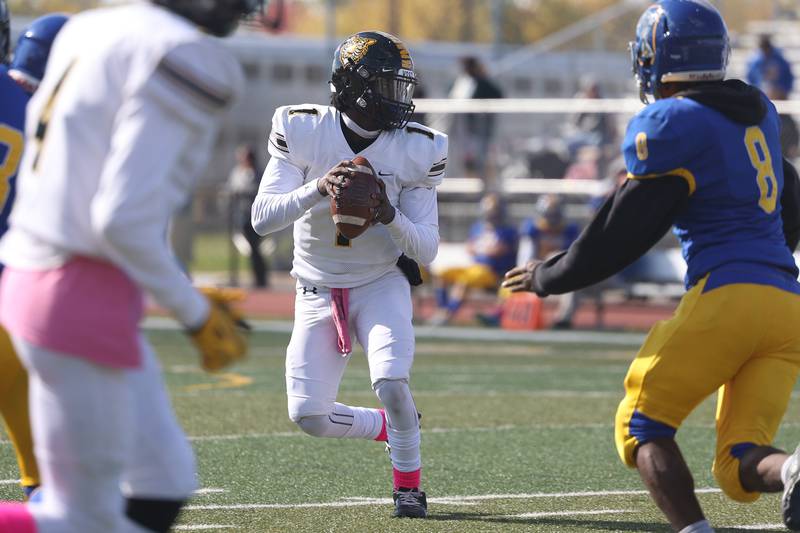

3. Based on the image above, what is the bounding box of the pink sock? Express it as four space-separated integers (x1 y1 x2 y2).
0 503 36 533
374 409 388 442
393 467 421 490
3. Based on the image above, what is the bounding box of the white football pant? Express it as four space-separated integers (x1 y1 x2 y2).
286 269 415 420
13 336 196 533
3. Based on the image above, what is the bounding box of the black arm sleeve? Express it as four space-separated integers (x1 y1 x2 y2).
781 157 800 251
532 176 689 296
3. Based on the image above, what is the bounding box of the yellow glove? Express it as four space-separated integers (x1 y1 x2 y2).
189 287 250 372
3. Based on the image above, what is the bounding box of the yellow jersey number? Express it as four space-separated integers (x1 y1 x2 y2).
0 125 24 209
744 126 778 214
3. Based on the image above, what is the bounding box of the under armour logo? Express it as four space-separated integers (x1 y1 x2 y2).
302 286 318 295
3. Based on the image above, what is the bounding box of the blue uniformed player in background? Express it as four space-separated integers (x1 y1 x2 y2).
0 4 67 498
503 1 800 531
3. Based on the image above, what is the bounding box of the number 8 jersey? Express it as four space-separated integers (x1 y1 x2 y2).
623 80 798 291
0 65 28 245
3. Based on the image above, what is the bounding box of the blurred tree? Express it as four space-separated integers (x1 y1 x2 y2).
290 0 780 45
5 0 782 44
8 0 99 15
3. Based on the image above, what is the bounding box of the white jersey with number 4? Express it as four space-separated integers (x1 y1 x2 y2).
252 104 448 288
0 2 243 327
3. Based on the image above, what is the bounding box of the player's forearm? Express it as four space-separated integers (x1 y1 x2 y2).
385 211 439 265
533 176 688 296
92 214 209 328
251 180 322 236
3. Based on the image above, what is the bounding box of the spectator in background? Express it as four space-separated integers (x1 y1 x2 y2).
564 78 616 180
517 195 580 329
764 83 799 159
570 79 616 155
449 56 503 180
229 145 268 288
430 193 517 326
747 35 794 96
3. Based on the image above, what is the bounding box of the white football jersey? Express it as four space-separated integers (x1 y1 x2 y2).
252 104 448 288
0 3 244 327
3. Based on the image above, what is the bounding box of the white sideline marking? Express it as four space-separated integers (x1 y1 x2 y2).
732 525 784 531
174 526 237 531
142 317 646 346
185 487 722 511
188 423 610 442
0 479 19 485
195 488 227 495
503 508 633 519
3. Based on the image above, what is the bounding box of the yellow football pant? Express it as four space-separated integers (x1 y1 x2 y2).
615 277 800 502
0 326 39 489
438 264 498 290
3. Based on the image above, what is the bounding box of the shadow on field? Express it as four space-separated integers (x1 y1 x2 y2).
429 513 780 532
428 513 673 531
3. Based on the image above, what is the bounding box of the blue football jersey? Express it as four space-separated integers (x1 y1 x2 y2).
0 65 29 240
623 92 799 293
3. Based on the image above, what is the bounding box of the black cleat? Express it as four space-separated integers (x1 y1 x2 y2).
393 489 427 518
783 446 800 530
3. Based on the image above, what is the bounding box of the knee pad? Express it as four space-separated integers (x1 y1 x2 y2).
615 409 676 467
125 498 184 533
374 379 411 413
287 396 332 423
713 443 760 503
295 414 335 438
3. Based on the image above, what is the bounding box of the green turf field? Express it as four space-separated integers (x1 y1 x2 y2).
1 327 798 532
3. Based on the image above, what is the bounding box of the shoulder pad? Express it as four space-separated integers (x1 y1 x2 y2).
623 98 706 189
269 105 330 164
155 39 243 113
405 124 434 140
288 107 319 116
402 123 448 188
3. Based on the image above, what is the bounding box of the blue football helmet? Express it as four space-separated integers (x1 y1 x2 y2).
10 13 68 90
630 0 730 102
0 0 9 64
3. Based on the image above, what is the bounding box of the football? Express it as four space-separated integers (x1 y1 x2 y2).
330 156 380 240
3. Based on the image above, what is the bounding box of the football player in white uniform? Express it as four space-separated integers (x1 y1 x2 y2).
0 1 256 532
252 31 447 518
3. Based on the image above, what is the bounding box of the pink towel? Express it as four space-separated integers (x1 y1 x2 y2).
330 288 351 355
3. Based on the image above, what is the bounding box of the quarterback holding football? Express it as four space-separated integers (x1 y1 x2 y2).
252 31 447 518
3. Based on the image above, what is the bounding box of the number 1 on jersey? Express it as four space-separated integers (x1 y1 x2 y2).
744 126 777 214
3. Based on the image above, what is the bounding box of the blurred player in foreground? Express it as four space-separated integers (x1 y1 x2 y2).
0 7 67 500
504 1 800 531
0 1 255 531
252 31 447 518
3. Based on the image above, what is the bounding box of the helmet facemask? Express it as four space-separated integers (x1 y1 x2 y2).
332 60 417 131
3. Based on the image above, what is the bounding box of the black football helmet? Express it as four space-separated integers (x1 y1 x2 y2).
1 0 9 64
331 31 417 130
153 0 264 37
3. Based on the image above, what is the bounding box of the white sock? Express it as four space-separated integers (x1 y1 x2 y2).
331 403 383 439
375 380 421 472
678 520 714 533
782 454 796 486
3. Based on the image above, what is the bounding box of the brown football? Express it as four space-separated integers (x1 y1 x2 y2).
330 156 380 240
